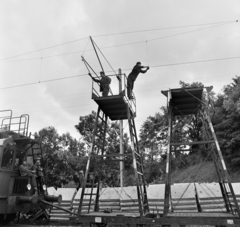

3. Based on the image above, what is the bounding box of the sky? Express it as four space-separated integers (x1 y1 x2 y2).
0 0 239 140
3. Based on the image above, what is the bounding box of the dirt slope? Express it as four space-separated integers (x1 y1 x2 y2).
171 162 240 183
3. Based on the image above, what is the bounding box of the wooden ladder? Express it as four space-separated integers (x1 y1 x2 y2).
78 107 107 214
127 107 149 217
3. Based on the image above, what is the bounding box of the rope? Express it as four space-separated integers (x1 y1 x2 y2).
82 38 90 56
146 41 149 66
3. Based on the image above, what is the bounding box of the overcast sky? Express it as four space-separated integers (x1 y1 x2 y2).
0 0 239 139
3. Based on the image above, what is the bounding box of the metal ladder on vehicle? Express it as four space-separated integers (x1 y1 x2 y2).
127 108 149 217
200 108 240 216
78 107 107 214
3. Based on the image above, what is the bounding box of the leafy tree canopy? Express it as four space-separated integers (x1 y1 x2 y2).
35 126 86 187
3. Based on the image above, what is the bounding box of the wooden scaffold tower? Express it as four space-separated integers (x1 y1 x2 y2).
161 86 240 219
77 37 149 218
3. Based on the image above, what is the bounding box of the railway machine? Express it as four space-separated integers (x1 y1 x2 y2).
0 110 61 224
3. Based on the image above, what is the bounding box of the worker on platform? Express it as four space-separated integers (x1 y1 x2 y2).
127 62 150 99
89 71 111 97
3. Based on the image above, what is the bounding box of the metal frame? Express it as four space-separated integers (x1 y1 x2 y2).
0 110 29 136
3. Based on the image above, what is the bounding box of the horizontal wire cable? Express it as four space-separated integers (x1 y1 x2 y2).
92 20 237 38
0 37 89 62
1 20 237 63
0 55 239 90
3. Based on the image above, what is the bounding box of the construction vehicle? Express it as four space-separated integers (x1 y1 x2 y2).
0 110 62 224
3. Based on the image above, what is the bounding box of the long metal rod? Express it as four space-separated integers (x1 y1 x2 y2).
82 56 100 79
90 36 104 73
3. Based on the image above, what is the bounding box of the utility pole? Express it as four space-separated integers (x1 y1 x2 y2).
119 68 124 187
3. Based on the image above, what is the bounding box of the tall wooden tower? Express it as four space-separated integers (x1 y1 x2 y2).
161 87 240 218
77 72 149 217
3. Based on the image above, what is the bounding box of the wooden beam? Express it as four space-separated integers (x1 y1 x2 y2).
92 153 132 157
171 140 215 146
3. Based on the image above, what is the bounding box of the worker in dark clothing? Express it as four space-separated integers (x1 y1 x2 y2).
127 62 149 99
89 71 111 97
19 160 38 195
73 170 85 191
35 159 45 189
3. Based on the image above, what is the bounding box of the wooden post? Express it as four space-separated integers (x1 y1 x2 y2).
119 68 124 187
163 89 172 216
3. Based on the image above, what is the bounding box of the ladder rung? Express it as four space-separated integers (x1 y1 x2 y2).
84 193 97 196
137 171 143 176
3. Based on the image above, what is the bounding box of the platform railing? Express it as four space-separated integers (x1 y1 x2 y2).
0 110 29 136
0 110 13 131
91 73 136 117
91 75 113 98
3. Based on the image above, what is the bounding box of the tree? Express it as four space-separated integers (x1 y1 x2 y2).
35 126 86 188
139 108 168 183
75 112 132 186
213 76 240 168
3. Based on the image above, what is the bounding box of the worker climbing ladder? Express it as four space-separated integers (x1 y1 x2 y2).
161 86 240 217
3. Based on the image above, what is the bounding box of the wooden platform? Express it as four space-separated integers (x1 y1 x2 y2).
161 87 203 116
92 93 135 120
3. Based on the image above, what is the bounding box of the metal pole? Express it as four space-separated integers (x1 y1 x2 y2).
119 68 124 187
90 36 104 73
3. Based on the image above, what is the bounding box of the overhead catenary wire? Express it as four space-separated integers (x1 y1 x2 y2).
91 22 235 52
0 20 237 63
92 20 237 38
0 37 89 62
1 55 239 90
